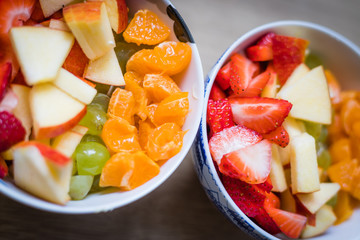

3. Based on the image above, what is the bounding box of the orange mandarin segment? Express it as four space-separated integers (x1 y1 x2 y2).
351 167 360 200
124 71 143 85
350 122 360 160
143 73 181 102
99 151 160 190
328 138 352 164
101 116 141 153
145 123 186 161
153 92 189 127
334 190 354 225
328 159 358 192
124 75 149 121
123 9 170 46
138 119 156 150
327 114 346 144
340 98 360 135
145 103 158 124
108 88 136 125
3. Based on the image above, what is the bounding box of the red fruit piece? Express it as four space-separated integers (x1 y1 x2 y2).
30 0 45 22
220 139 272 184
0 111 25 152
295 195 316 226
257 32 276 46
254 206 281 235
207 98 234 136
0 35 19 80
229 54 258 94
229 97 292 134
264 192 280 209
272 35 309 85
256 176 273 193
236 70 271 97
209 125 262 165
209 82 226 101
63 41 89 77
0 0 36 34
0 157 8 179
0 89 18 112
0 62 11 102
215 61 231 90
246 45 273 62
263 125 289 148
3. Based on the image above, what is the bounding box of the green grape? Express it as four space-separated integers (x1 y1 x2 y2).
69 175 94 200
95 83 111 95
305 53 323 69
304 121 322 140
81 134 105 145
72 159 77 175
75 142 110 175
318 126 328 144
89 174 108 193
317 142 332 170
79 104 107 135
91 93 110 112
327 194 338 207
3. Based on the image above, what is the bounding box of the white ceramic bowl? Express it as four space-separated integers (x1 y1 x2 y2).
192 20 360 240
0 0 204 214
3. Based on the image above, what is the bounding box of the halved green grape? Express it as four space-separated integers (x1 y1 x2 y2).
72 159 77 175
69 175 94 200
326 194 338 207
305 52 323 69
91 93 110 112
81 134 105 145
75 142 110 175
89 174 108 193
317 142 332 170
79 104 107 135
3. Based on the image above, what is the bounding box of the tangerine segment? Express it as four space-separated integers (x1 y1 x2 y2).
153 92 189 127
327 114 346 144
329 138 352 164
145 103 158 124
99 151 160 190
351 167 360 200
145 123 186 161
101 116 141 153
340 98 360 135
328 159 357 192
126 41 192 76
123 9 170 46
124 71 143 85
124 76 149 121
143 74 181 102
138 119 156 150
334 190 354 225
108 88 136 125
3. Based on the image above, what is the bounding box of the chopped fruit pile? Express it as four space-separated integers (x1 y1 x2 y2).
207 32 357 238
0 0 191 204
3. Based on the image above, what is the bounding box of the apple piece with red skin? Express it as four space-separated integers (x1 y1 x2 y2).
11 84 32 140
39 0 81 18
72 125 88 135
63 40 89 77
52 126 88 157
13 141 72 204
30 83 86 139
301 205 337 238
49 19 70 32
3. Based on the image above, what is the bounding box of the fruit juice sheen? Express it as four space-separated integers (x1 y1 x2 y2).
207 32 357 238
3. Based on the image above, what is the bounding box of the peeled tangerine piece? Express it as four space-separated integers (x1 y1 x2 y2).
9 26 74 86
100 151 160 190
301 205 337 238
63 1 115 60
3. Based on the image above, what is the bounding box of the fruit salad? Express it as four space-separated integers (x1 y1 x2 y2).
0 0 192 204
207 32 359 238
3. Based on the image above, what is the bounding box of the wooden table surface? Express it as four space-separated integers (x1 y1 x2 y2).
1 0 360 239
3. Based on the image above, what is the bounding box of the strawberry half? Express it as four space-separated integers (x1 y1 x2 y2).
229 54 258 94
0 111 25 152
229 97 292 134
263 125 289 148
215 61 231 90
207 98 234 136
209 125 262 165
236 70 271 97
0 0 36 34
219 139 272 184
209 82 226 101
257 32 276 47
246 45 273 62
0 62 11 102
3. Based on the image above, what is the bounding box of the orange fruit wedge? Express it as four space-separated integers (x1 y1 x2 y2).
124 75 149 121
334 190 354 225
143 73 181 102
108 87 136 125
138 119 156 150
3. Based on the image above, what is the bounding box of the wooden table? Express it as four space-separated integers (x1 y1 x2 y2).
1 0 360 239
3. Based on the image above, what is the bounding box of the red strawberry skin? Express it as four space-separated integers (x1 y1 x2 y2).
229 97 292 134
258 32 276 47
0 62 11 102
263 125 289 148
215 61 231 90
0 157 8 179
0 111 25 152
219 139 272 184
246 45 273 62
236 70 271 97
253 206 281 235
209 82 226 101
207 99 234 136
209 125 262 165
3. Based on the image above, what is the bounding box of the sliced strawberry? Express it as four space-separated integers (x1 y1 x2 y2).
229 54 258 94
236 70 271 97
253 206 281 235
207 99 234 136
256 176 273 193
264 192 280 209
0 62 11 102
246 45 273 62
219 140 272 184
0 0 36 34
229 97 292 134
0 156 8 179
215 61 231 90
0 111 25 152
263 125 289 148
265 206 307 239
272 35 309 85
209 125 262 165
209 82 226 101
257 32 276 47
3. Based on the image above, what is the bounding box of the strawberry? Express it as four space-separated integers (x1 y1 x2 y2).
236 70 271 97
253 206 281 235
209 82 226 100
209 125 262 165
0 156 8 179
264 192 280 209
257 32 276 47
256 176 273 193
246 45 273 62
0 111 25 152
215 61 231 90
263 125 289 148
207 99 234 136
229 97 292 134
0 62 11 102
0 0 36 34
272 35 309 85
229 54 259 94
219 140 272 184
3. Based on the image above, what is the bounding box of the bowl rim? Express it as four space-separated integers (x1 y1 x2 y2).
199 20 360 239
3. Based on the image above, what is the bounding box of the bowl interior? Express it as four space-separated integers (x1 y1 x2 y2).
201 20 360 240
0 0 204 214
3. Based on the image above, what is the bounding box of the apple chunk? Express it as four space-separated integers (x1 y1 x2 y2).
63 1 115 60
269 144 287 192
13 141 72 204
52 126 88 157
30 83 86 139
10 27 74 86
39 0 81 18
301 205 337 238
